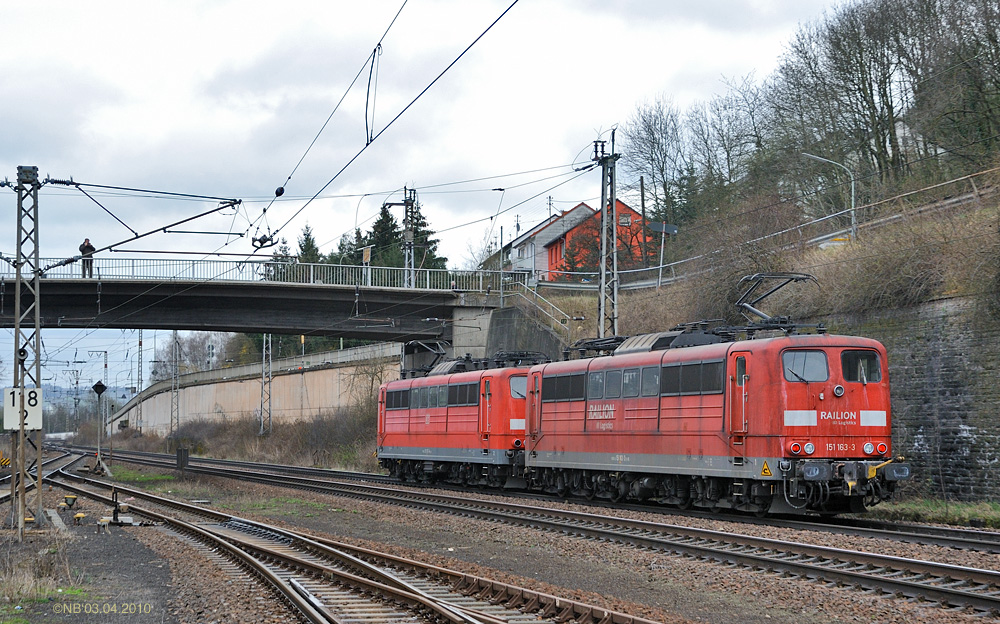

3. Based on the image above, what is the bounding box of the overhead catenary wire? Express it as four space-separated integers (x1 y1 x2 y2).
251 0 410 244
264 0 521 245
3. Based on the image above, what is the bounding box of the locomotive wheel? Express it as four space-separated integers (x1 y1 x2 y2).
611 480 627 503
678 498 693 510
555 475 568 498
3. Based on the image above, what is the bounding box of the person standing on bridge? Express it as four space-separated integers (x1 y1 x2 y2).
79 238 96 278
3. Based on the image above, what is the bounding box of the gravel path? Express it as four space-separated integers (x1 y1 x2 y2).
16 467 998 624
2 488 177 624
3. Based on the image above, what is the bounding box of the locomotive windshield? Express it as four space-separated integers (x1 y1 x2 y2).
782 350 828 382
841 350 881 383
510 376 527 399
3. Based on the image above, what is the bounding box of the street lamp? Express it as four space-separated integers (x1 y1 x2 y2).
803 152 856 241
647 221 678 290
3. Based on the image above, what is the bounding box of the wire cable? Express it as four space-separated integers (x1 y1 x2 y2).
253 0 410 241
265 0 521 243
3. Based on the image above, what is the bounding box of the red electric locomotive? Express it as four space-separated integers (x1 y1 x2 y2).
377 356 536 487
377 274 910 515
524 329 909 514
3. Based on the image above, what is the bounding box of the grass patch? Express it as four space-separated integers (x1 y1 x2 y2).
218 496 329 515
109 467 174 484
862 498 1000 528
0 535 80 605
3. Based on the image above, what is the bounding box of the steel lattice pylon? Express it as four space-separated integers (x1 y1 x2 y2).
6 166 45 539
260 333 272 435
595 142 621 339
169 330 180 436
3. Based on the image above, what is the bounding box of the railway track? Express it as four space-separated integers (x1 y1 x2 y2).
46 468 664 624
89 446 1000 554
0 451 80 506
69 447 1000 618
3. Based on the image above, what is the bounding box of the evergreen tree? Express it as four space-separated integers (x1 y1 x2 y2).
368 205 404 267
297 224 322 263
409 204 448 269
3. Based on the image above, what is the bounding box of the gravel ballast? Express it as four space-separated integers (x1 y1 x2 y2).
11 466 997 624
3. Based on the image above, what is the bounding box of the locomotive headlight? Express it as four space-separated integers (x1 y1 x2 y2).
863 442 875 455
876 442 888 455
803 443 815 455
789 442 802 455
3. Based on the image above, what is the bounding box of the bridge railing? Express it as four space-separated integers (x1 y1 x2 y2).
0 257 528 292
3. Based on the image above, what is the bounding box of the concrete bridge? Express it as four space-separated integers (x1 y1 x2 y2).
0 257 519 343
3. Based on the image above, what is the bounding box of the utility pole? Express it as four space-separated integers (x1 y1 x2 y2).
5 165 46 539
383 187 418 288
260 333 272 435
640 175 649 268
595 136 621 338
169 330 179 436
62 369 81 431
136 329 143 433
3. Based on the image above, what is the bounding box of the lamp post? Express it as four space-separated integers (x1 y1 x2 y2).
803 152 856 241
647 222 678 290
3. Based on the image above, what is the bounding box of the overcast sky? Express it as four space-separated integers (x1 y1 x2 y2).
1 0 845 392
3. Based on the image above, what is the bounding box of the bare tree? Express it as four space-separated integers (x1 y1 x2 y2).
619 95 687 224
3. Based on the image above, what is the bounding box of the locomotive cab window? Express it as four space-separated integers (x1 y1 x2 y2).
386 388 410 410
782 350 828 383
842 350 881 383
510 376 527 399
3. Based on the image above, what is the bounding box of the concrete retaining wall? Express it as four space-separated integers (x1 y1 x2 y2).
117 344 400 436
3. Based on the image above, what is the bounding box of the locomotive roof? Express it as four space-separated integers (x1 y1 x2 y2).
536 331 885 373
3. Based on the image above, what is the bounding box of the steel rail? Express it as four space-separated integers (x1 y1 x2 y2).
83 455 1000 616
46 468 663 624
204 521 507 624
0 451 79 506
46 472 331 624
95 446 1000 554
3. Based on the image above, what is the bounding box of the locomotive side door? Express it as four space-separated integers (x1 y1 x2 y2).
528 370 543 440
728 352 751 446
377 386 386 447
481 376 493 445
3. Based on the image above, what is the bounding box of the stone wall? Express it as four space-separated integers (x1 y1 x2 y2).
825 297 1000 501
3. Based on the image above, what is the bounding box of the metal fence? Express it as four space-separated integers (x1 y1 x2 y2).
0 256 527 293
